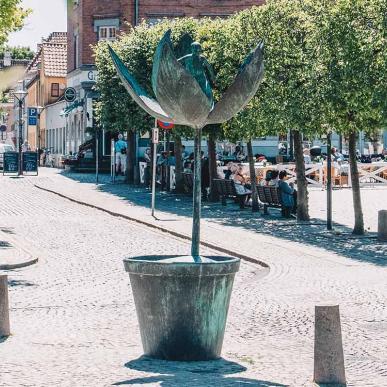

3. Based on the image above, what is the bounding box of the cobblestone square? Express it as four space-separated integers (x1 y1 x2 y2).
0 169 386 386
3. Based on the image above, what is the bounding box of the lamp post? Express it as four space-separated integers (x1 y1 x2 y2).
36 106 44 165
13 84 28 176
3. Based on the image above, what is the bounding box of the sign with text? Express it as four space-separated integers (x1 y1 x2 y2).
22 151 38 175
152 128 159 144
3 152 19 175
28 107 38 126
64 87 77 103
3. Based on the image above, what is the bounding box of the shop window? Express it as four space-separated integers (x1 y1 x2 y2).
51 83 59 97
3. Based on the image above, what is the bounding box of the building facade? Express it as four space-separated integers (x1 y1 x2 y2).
66 0 264 155
25 32 67 152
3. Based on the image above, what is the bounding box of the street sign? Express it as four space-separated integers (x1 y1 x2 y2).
64 87 77 102
28 107 38 126
152 128 159 144
0 125 6 132
3 152 19 175
22 151 38 175
157 120 174 130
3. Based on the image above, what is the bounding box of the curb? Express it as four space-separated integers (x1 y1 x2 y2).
0 257 39 271
35 184 269 269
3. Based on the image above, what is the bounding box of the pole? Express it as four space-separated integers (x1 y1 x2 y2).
0 275 10 338
37 112 41 165
327 132 333 230
18 100 23 176
151 119 158 217
191 126 202 261
111 139 116 183
95 131 99 184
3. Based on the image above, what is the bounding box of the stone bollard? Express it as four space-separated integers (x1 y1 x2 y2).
0 275 10 337
378 210 387 242
314 305 346 385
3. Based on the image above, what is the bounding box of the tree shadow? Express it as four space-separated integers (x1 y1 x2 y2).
8 279 36 287
113 356 287 386
0 336 9 343
61 172 387 267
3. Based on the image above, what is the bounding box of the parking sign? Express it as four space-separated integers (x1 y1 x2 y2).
28 107 38 126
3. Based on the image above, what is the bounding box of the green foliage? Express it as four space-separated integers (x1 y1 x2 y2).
0 0 30 47
1 46 34 59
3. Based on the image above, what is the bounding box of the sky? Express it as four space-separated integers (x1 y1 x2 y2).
8 0 67 50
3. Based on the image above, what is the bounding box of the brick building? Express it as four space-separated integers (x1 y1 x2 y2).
66 0 263 154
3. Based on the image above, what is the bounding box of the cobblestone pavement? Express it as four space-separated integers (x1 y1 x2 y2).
0 169 386 386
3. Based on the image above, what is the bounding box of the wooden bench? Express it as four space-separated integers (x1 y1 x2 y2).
182 172 193 193
212 179 248 209
257 186 283 214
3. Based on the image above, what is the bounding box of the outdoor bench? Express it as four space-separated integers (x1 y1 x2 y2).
257 186 283 214
212 178 248 209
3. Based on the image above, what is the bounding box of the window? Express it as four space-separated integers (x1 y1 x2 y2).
99 27 116 41
74 33 79 68
51 83 59 97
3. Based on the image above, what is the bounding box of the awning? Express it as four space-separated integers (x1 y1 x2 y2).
60 100 83 117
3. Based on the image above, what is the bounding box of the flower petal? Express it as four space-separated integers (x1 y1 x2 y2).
152 30 212 128
109 45 172 122
206 42 264 125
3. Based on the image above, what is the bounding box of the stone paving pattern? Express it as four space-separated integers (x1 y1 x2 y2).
0 169 386 386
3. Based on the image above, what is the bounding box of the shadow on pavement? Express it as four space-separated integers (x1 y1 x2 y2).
8 279 37 287
61 172 387 267
113 356 287 386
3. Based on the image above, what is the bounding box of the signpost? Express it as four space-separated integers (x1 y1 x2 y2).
3 152 19 175
28 107 37 126
64 87 77 103
22 151 38 175
151 120 159 218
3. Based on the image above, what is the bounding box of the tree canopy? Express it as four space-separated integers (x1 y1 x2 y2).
0 0 30 48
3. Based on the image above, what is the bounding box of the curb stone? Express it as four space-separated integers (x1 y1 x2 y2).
34 184 269 269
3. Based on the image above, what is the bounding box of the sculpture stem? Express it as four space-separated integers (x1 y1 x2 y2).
191 126 202 261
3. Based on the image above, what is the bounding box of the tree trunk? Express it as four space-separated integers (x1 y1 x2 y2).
293 130 310 221
289 129 294 161
208 131 219 202
247 139 259 212
191 127 202 260
174 134 184 193
126 129 136 184
348 131 364 235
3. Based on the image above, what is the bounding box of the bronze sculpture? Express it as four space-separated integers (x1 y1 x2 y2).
109 29 264 259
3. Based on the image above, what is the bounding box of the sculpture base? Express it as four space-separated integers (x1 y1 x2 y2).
124 255 240 361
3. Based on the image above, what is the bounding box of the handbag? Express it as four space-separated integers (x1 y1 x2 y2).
120 147 127 155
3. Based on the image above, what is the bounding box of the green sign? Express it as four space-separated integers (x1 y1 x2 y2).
3 152 19 174
22 151 38 174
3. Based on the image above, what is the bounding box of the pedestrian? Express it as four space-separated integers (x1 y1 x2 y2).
278 170 297 217
22 140 31 152
115 134 127 175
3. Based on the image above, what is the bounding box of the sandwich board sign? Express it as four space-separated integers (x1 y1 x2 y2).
3 152 19 175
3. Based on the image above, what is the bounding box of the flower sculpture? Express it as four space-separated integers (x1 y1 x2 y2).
109 29 264 258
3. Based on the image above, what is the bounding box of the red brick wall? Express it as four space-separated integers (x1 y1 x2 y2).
68 0 264 73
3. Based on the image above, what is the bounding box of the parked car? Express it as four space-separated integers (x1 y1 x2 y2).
0 143 15 169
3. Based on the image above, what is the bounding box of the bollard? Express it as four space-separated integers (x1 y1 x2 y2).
314 305 346 385
0 275 10 337
378 210 387 242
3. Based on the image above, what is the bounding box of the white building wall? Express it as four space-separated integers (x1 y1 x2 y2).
45 100 66 163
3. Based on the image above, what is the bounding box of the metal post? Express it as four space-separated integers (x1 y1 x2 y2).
18 100 23 176
327 132 333 230
111 139 116 183
95 131 99 184
191 126 202 260
151 119 158 217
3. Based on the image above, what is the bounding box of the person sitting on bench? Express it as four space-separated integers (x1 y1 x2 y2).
278 170 296 217
232 164 252 205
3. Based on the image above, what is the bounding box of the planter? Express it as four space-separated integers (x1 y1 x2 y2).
124 255 240 361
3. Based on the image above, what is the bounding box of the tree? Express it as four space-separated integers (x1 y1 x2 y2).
0 0 30 47
1 46 34 60
315 0 387 234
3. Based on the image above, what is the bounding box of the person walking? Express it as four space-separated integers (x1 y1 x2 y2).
115 134 127 176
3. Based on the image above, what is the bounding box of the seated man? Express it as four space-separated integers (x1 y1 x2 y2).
278 170 296 218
